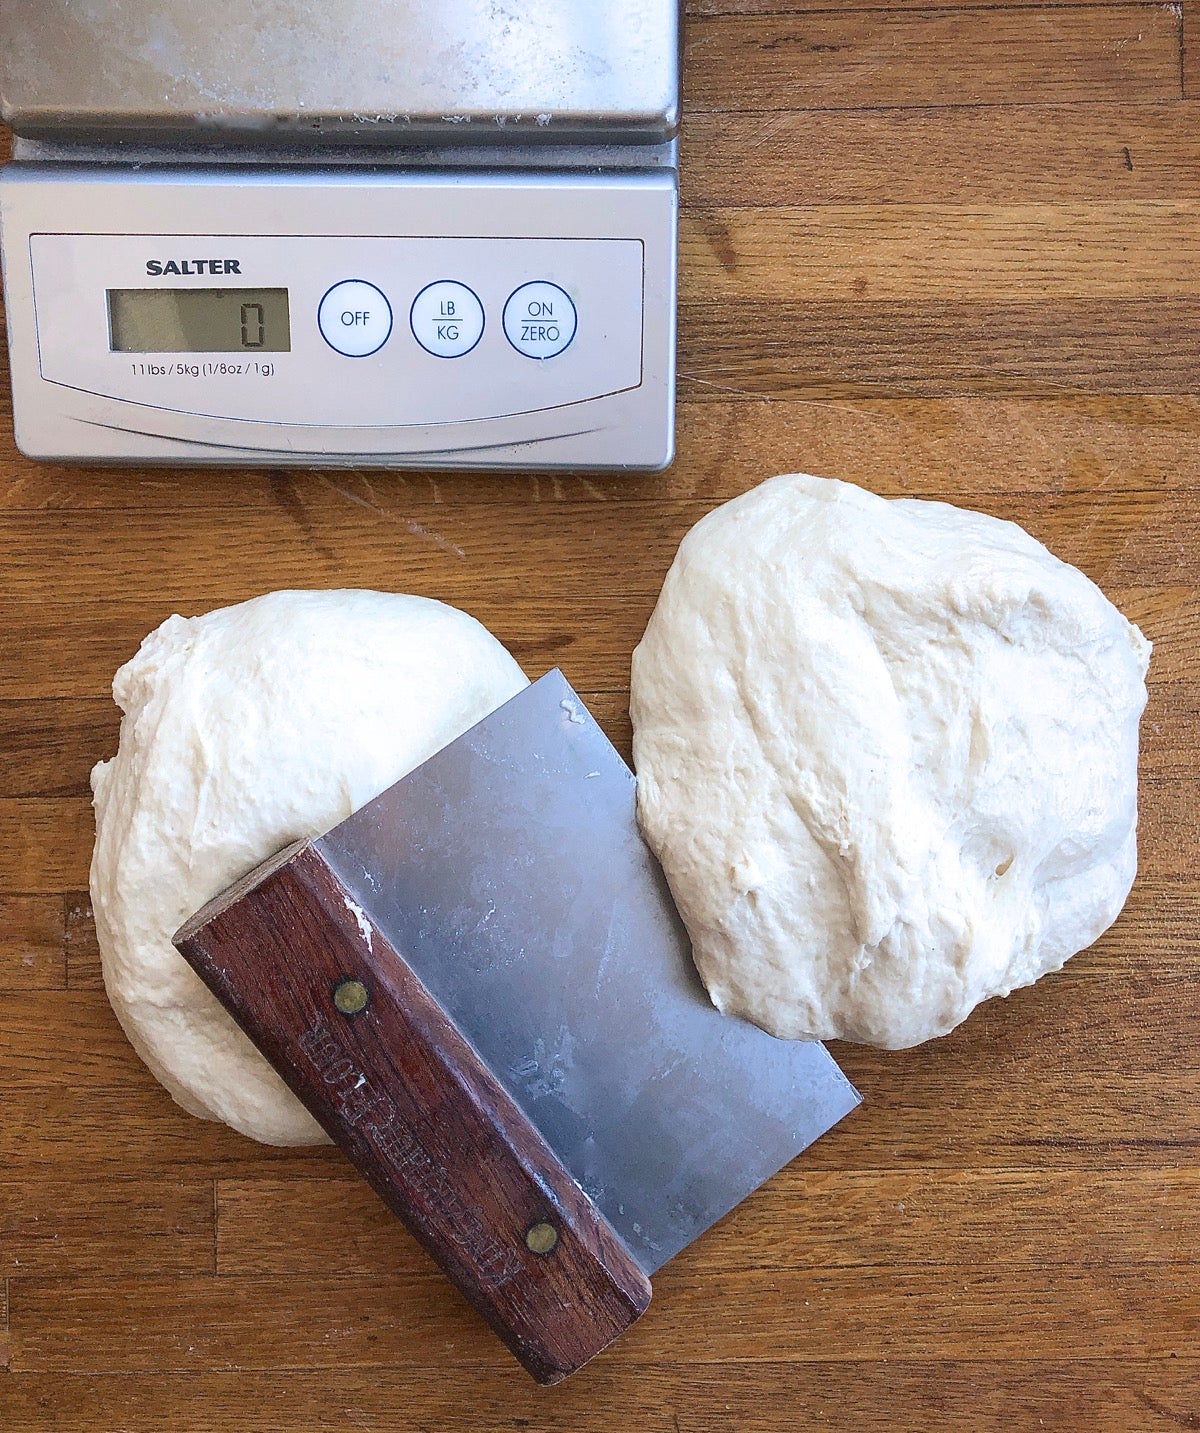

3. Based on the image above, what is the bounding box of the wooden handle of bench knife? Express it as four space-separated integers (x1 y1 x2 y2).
174 841 651 1385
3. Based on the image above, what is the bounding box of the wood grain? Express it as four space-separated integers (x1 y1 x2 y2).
3 396 1200 512
685 10 1182 111
63 893 101 989
4 2 1200 1427
0 896 65 989
681 202 1200 302
9 1261 1199 1372
677 298 1200 398
0 701 113 797
1186 3 1200 99
216 1166 1200 1276
0 493 1192 603
688 0 1161 12
0 800 96 893
681 103 1200 206
0 1088 347 1181
0 1362 1197 1433
0 992 163 1089
0 1180 215 1277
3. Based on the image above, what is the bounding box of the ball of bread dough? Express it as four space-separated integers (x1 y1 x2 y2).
631 474 1150 1049
91 590 526 1144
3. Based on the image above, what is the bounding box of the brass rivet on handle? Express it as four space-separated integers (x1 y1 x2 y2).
525 1220 559 1256
333 977 370 1016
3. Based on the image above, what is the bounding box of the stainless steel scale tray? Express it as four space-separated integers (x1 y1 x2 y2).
0 0 680 146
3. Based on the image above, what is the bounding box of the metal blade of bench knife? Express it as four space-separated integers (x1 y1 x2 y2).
316 669 860 1276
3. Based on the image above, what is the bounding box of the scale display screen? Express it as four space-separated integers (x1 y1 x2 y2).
107 287 291 353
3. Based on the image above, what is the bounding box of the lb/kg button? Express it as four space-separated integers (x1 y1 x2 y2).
410 281 485 358
503 282 577 360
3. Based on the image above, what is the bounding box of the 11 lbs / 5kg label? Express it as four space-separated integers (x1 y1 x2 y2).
128 359 278 379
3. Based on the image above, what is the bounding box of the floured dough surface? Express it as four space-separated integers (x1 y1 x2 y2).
91 589 526 1144
631 474 1150 1049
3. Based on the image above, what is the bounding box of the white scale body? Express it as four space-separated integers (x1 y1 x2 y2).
0 1 680 471
1 168 676 469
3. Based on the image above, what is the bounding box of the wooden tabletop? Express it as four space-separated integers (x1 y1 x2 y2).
2 4 1199 1429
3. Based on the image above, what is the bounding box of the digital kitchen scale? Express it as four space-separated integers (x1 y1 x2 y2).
0 2 679 470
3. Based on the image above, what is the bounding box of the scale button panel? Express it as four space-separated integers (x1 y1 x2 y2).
409 280 485 359
317 278 393 357
27 233 644 429
503 282 577 360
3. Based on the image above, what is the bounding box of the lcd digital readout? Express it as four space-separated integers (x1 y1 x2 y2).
107 287 291 353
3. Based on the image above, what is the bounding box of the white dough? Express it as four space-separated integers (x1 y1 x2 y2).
90 590 526 1144
630 474 1150 1049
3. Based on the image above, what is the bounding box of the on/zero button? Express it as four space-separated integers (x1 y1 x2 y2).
318 280 393 357
503 282 577 360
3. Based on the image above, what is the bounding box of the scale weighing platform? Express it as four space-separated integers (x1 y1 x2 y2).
0 2 679 471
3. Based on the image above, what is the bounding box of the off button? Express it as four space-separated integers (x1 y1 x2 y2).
503 282 577 360
318 280 393 357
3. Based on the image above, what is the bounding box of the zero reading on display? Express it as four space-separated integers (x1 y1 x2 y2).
106 287 291 353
